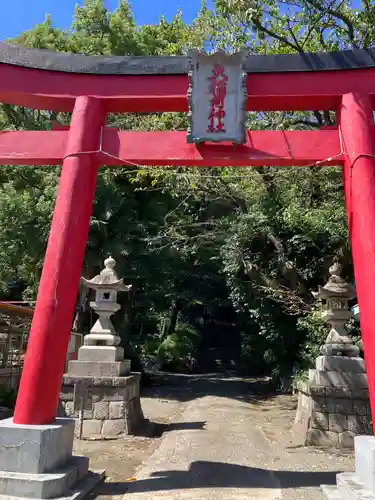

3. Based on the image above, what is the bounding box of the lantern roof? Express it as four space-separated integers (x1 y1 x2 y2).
81 257 132 292
312 261 356 300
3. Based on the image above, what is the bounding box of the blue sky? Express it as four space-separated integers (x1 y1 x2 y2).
0 0 212 40
0 0 362 41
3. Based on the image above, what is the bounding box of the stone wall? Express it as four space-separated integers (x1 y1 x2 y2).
295 382 372 449
60 374 144 439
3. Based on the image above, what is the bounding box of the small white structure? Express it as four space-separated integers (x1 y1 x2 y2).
68 257 131 377
81 256 131 346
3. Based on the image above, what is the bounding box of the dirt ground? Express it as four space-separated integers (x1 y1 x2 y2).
75 373 354 500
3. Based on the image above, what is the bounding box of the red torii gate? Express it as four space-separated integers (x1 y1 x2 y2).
0 43 374 429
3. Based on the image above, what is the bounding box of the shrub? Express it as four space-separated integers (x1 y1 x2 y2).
0 385 17 409
157 322 200 372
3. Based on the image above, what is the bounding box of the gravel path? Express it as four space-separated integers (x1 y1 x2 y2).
76 373 354 500
244 387 354 500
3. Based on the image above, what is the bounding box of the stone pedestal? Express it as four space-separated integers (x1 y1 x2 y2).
296 351 372 448
295 365 371 449
322 436 375 499
0 417 104 499
60 374 144 439
68 355 131 378
310 352 368 389
295 342 371 449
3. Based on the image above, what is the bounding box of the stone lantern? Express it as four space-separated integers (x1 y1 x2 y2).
62 257 144 439
312 260 358 357
294 259 370 450
68 256 133 377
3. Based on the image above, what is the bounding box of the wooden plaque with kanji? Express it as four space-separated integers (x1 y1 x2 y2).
187 50 247 144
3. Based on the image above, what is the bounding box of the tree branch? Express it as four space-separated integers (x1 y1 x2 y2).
301 0 337 49
286 18 303 50
17 172 44 192
252 18 300 51
305 0 356 45
291 119 320 128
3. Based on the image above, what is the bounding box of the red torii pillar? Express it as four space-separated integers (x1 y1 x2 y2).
13 96 105 425
340 92 375 421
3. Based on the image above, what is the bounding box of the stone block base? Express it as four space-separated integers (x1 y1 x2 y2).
313 370 368 389
77 346 124 363
294 382 371 449
322 475 375 500
60 374 144 439
0 418 104 499
0 418 74 474
316 356 366 373
67 360 130 377
322 436 375 499
0 456 88 498
0 470 105 500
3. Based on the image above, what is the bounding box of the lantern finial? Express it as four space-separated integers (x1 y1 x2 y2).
104 255 116 270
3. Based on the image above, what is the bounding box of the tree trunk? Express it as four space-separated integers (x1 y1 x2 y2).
165 299 183 337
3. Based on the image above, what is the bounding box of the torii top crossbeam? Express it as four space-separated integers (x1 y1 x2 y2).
3 43 375 167
1 43 375 433
1 42 375 112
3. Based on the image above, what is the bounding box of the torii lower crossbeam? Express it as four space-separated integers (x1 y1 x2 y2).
0 129 342 167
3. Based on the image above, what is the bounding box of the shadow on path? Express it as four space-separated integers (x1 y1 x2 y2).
141 372 277 405
151 421 207 437
96 461 340 496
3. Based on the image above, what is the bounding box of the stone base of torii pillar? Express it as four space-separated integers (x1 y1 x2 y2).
322 437 375 500
0 417 105 500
